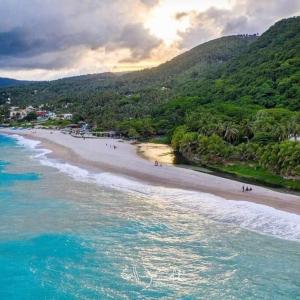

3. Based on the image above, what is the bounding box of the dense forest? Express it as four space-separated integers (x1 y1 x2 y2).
1 17 300 188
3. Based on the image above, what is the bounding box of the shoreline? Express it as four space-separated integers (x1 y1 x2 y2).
2 128 300 215
138 143 300 196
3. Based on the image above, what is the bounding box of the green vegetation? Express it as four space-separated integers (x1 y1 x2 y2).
23 111 37 122
171 113 300 187
0 105 9 123
147 136 171 145
1 17 299 189
41 119 72 128
219 164 300 191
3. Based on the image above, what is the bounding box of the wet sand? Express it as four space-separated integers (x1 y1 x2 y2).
2 128 300 215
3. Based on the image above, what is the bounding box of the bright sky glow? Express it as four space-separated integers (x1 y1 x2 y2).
145 0 232 45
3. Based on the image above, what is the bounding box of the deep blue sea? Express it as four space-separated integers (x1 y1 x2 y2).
1 133 300 299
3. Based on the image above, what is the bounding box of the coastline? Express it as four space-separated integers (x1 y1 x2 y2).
2 128 300 215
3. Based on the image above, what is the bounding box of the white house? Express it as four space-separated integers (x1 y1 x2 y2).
47 112 57 119
9 107 28 120
63 113 73 120
26 106 35 113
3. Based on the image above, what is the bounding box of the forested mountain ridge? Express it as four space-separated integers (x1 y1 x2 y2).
188 16 300 110
0 34 257 107
117 34 257 90
159 16 300 135
0 72 117 107
153 17 300 127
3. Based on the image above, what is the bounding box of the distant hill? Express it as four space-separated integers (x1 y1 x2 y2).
0 77 30 87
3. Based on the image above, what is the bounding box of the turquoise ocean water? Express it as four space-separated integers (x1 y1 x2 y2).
1 133 300 299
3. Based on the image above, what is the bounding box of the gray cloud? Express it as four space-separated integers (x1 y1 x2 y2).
114 24 161 61
222 16 249 35
0 47 84 70
179 0 300 49
0 0 161 70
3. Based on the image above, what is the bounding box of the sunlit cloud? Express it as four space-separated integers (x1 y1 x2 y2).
144 0 232 45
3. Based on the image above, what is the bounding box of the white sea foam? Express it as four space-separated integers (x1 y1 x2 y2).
12 134 52 159
12 134 41 149
11 133 300 241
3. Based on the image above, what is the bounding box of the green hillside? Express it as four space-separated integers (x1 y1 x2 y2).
0 35 256 106
119 35 257 89
179 16 300 110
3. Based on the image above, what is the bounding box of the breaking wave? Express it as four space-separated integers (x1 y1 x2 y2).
11 133 300 241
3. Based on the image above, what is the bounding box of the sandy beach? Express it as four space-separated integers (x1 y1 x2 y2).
1 128 300 214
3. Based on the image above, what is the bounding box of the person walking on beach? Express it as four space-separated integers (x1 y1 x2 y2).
243 186 253 192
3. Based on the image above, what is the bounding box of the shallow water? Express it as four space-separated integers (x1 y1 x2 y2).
1 134 300 299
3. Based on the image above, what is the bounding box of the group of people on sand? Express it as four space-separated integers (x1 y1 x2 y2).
242 186 253 192
105 143 117 150
154 160 162 167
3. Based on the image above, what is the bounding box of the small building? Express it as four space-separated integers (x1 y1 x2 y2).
9 107 28 120
93 130 119 138
26 106 36 113
63 113 73 120
47 112 57 119
36 110 48 118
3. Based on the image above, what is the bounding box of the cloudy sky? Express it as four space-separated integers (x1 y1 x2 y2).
0 0 299 80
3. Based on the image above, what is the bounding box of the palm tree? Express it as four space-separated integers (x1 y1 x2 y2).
288 118 300 141
275 125 289 142
241 120 254 141
223 122 239 143
216 122 225 137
